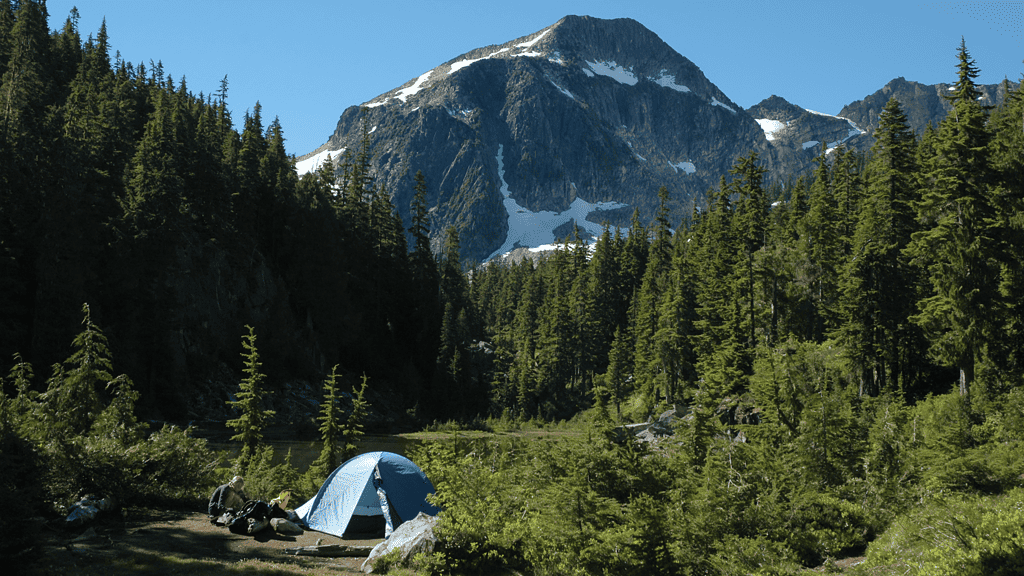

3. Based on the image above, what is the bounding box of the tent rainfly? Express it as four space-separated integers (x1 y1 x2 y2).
295 451 439 538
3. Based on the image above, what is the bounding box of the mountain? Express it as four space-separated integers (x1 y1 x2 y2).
746 95 868 173
838 76 1018 141
297 17 1018 263
299 16 776 263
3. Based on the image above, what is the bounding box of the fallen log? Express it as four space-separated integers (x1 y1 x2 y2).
284 544 375 557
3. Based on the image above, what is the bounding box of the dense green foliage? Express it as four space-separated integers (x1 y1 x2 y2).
0 305 219 554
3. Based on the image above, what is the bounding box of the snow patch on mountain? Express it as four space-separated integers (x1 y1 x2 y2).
295 148 346 176
668 160 696 175
550 80 575 99
756 119 787 141
651 70 690 92
516 28 550 49
585 60 639 85
802 140 820 150
711 97 736 113
447 33 549 76
627 142 646 162
487 144 628 261
396 70 435 102
803 108 867 154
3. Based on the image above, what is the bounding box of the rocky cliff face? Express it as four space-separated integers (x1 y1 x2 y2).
747 95 868 174
838 76 1018 142
301 16 775 262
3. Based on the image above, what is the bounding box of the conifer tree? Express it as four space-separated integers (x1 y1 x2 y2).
43 303 111 437
801 147 842 341
584 226 625 369
434 227 472 419
840 97 923 395
0 0 49 143
986 81 1024 383
226 325 275 470
730 152 769 356
409 170 436 285
338 374 369 463
632 187 675 410
600 326 631 422
653 236 698 404
510 272 542 418
309 365 344 479
906 40 999 400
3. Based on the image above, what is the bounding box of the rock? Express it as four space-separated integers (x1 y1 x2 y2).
271 518 304 535
72 527 99 542
361 513 438 573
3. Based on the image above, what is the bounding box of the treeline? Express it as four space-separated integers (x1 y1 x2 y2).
0 1 454 420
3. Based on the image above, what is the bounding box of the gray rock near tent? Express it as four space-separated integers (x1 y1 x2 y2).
361 513 439 573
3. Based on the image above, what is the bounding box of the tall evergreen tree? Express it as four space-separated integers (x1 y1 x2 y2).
986 80 1024 384
42 304 110 437
840 97 924 396
906 40 999 400
801 148 843 341
309 365 344 479
632 187 675 410
226 325 275 471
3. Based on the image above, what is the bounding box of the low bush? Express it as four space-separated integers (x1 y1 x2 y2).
862 488 1024 575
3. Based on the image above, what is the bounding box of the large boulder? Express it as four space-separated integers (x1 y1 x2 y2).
361 513 439 573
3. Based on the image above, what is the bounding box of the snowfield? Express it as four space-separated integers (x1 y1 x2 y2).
756 119 786 141
585 60 639 85
295 148 346 176
486 145 628 261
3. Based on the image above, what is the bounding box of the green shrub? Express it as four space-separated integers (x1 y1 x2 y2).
863 489 1024 575
785 491 873 566
371 547 404 574
135 425 220 505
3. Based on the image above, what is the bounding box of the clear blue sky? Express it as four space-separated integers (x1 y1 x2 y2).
47 1 1023 157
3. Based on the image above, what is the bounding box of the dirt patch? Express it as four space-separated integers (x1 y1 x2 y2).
11 509 385 575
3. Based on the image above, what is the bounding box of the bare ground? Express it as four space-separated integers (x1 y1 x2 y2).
10 508 385 576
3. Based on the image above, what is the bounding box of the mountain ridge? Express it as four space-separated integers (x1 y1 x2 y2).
297 16 1016 263
301 15 776 262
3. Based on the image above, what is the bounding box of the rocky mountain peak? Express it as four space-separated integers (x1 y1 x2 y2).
747 95 806 123
301 15 768 263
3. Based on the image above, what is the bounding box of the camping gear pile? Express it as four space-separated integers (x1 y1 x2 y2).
207 477 302 536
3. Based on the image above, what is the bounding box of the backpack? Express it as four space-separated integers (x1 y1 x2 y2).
228 500 271 535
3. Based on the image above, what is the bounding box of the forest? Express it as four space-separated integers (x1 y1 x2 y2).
3 1 1024 574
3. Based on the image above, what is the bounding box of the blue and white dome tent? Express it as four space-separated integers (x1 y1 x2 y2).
295 451 439 538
